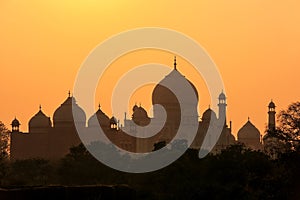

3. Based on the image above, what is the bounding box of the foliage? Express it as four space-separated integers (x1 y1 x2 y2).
263 102 300 157
277 101 300 150
0 121 9 186
0 121 9 159
3 159 52 186
0 143 299 199
1 101 300 199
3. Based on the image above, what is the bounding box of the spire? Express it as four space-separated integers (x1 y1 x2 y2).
174 56 177 70
39 104 42 111
98 103 101 110
68 90 71 97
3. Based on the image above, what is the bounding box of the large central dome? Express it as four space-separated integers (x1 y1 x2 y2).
152 57 199 124
152 69 199 104
152 57 198 106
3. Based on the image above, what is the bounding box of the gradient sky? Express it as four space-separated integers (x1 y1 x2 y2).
1 1 300 137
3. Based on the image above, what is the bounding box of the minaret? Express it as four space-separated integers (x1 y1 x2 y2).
174 56 177 70
268 100 276 131
218 91 227 126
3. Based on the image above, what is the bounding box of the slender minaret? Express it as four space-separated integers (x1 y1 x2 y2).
218 91 227 126
174 56 177 70
268 100 276 131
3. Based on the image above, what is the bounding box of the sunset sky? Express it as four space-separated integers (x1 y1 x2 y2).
1 1 300 137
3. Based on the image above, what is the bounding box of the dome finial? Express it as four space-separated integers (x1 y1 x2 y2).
174 56 177 70
268 100 276 108
39 104 42 111
248 116 250 121
98 103 101 110
68 90 71 97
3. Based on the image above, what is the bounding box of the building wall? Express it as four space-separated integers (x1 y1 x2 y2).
10 127 81 160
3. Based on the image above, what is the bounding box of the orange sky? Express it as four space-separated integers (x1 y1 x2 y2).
1 1 300 137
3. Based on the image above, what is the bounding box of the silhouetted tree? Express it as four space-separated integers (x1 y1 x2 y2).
277 101 300 150
0 121 9 159
263 102 300 157
58 143 99 185
4 159 52 186
0 121 9 185
58 143 125 185
263 129 292 159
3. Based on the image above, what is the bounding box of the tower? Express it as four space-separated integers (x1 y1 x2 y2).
174 56 177 70
110 116 118 130
11 117 20 133
218 91 227 126
268 100 276 131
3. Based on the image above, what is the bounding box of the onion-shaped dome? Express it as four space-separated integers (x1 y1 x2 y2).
88 105 110 128
238 120 260 140
53 95 86 128
152 58 198 125
202 108 217 122
152 69 199 105
11 118 20 127
269 101 276 108
29 107 51 133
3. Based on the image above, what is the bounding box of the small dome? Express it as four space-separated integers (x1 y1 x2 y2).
88 107 110 127
219 92 226 100
269 101 276 108
11 118 20 126
110 116 117 125
29 109 51 130
132 105 139 112
238 120 260 139
53 96 86 127
202 108 217 122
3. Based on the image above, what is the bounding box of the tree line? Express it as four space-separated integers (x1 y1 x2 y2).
0 102 300 200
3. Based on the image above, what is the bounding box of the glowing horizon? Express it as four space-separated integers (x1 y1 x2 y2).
1 1 300 137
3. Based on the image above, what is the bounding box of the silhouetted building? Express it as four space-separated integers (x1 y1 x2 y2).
238 118 262 150
122 57 235 153
10 57 271 160
10 94 84 160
